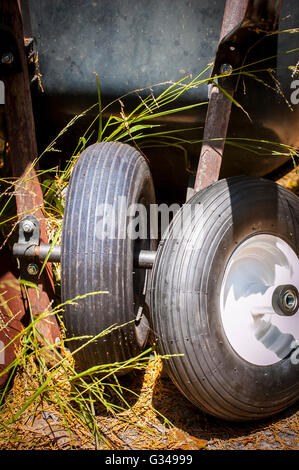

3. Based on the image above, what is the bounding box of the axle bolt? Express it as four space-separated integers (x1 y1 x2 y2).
283 290 297 312
27 263 39 276
1 52 14 65
22 220 35 234
220 63 233 76
272 285 299 316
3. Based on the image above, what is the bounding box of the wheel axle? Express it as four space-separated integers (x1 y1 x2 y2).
13 240 156 269
13 216 157 268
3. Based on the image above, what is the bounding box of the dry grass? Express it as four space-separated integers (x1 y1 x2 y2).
277 166 299 195
0 346 207 450
0 330 297 450
1 358 297 451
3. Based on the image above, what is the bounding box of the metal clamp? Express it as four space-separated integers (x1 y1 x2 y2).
212 0 282 90
13 215 41 278
13 216 62 275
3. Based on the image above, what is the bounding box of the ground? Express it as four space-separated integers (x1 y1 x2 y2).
94 356 299 451
0 349 298 450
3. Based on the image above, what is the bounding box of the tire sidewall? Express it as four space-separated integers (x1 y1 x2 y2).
61 142 155 367
190 181 298 407
152 177 299 418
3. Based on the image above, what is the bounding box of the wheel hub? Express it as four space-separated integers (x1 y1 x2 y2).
220 234 299 366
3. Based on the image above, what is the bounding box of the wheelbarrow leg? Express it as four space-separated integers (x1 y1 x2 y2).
0 0 60 376
193 0 282 193
193 0 247 193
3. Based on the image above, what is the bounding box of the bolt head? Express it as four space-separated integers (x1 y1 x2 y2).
1 52 14 65
22 220 35 234
273 284 299 316
220 63 233 76
27 263 39 276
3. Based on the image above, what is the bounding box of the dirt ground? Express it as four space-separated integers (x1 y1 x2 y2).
0 353 298 451
93 356 299 451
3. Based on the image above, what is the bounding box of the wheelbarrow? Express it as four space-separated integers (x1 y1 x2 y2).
0 0 298 421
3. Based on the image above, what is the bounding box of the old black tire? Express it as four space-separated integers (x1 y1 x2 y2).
150 176 299 421
61 142 155 371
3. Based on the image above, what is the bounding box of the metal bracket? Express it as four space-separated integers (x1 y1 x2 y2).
212 0 282 90
13 215 62 273
13 215 41 279
193 0 282 193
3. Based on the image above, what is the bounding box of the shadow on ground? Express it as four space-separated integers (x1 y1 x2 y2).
151 368 298 450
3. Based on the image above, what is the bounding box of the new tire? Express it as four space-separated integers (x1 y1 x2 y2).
61 142 155 371
150 176 299 421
